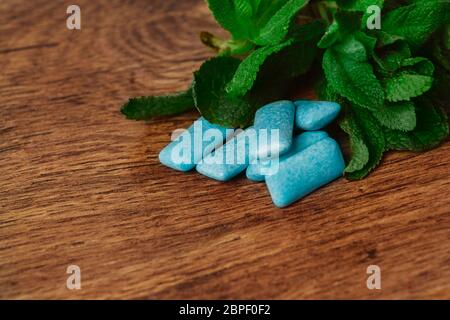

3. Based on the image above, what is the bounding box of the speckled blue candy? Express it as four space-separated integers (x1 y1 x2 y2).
250 100 295 160
196 127 254 181
245 158 271 182
246 131 329 182
294 100 341 130
159 117 231 172
265 137 345 208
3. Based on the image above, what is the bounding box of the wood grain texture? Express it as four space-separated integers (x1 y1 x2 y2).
1 0 449 300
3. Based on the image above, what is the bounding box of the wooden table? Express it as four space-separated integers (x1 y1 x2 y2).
1 0 449 299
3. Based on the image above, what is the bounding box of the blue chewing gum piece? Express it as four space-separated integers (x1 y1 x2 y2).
246 162 267 182
294 100 341 130
265 137 345 208
196 127 255 181
159 117 232 172
246 131 329 182
250 100 295 161
291 131 329 154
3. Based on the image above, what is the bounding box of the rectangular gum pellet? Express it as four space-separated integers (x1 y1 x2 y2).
294 100 341 131
246 131 329 182
196 127 255 181
250 100 295 161
159 117 233 172
265 137 345 208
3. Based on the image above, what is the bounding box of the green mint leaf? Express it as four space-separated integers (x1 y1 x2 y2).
206 0 248 40
234 0 254 19
384 73 434 102
346 107 386 180
254 0 309 46
206 0 309 46
354 31 377 58
382 57 435 102
400 57 434 75
193 57 255 128
121 89 194 120
374 41 411 72
381 1 450 49
340 113 370 173
323 36 384 111
318 11 361 49
384 98 448 151
372 101 416 131
226 40 294 98
315 74 347 105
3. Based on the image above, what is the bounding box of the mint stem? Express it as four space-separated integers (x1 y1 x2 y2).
316 2 331 26
200 31 224 51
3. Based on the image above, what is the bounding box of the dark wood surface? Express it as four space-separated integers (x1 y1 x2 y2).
1 0 450 299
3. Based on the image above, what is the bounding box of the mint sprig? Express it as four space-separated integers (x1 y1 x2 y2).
121 0 450 180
